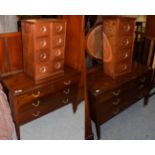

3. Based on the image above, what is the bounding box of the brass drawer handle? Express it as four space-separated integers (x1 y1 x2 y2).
40 26 47 33
112 98 120 105
14 89 23 94
32 100 40 107
63 89 70 94
112 89 121 96
138 84 144 90
112 108 119 115
62 98 69 104
32 111 40 117
32 91 40 98
64 80 71 86
140 77 146 82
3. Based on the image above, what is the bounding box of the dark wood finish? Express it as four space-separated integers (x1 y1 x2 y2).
145 16 155 37
0 32 23 77
21 19 67 84
3 66 80 139
102 16 136 79
87 63 152 139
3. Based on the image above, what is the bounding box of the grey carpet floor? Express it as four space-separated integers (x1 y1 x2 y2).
14 102 84 140
92 94 155 140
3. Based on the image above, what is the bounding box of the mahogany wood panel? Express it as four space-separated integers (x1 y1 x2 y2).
145 16 155 37
0 32 23 76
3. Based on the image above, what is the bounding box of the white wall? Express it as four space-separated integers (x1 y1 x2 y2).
0 15 18 33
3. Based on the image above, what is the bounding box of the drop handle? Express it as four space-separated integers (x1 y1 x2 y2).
112 108 119 115
140 77 146 82
63 89 70 94
32 101 40 107
112 98 120 105
64 80 71 86
62 98 69 104
32 111 40 117
112 89 121 96
32 91 40 98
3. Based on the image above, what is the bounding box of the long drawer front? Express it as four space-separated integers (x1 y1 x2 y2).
17 83 78 125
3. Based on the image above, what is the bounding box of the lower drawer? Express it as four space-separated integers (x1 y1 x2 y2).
96 88 148 125
17 84 78 125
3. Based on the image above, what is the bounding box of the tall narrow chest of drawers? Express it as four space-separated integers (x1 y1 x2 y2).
3 66 80 139
102 16 135 79
21 19 67 83
87 63 152 139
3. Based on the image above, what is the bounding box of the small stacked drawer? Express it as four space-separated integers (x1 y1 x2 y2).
87 64 152 139
21 19 67 84
102 16 135 79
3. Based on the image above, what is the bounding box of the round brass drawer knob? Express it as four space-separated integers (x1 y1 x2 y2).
56 24 63 33
40 40 47 47
40 52 47 60
122 64 128 71
122 38 129 46
40 26 47 33
40 66 47 73
54 62 61 69
123 24 131 32
55 49 61 56
56 38 62 45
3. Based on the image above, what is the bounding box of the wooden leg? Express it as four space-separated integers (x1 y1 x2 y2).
144 90 150 106
95 123 100 140
15 123 20 140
